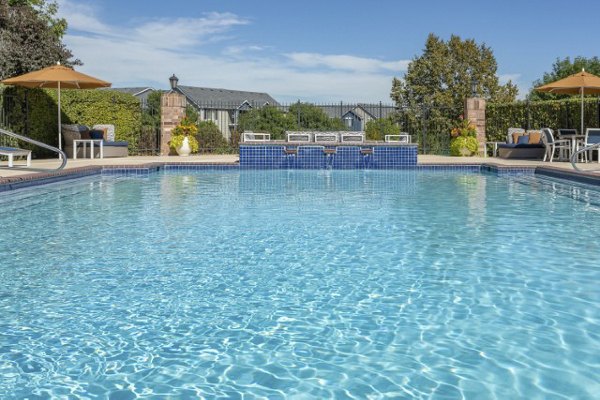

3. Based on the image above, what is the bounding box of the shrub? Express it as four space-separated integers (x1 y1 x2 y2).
450 136 479 156
366 117 400 140
195 120 229 152
170 117 199 153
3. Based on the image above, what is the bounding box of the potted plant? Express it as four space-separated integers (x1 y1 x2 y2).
450 115 479 156
170 117 199 156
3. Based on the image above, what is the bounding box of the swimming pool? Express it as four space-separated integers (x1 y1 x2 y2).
1 170 599 398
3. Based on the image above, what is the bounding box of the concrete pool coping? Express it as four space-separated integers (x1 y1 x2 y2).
2 155 600 191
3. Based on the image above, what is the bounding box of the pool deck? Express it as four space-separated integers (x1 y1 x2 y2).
1 154 600 180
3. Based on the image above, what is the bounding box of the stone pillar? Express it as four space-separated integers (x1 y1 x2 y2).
464 97 486 155
160 92 187 155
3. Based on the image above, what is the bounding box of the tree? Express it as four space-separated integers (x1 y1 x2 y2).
238 106 295 139
529 56 600 100
391 34 517 110
0 0 79 80
365 117 400 141
238 103 347 139
288 102 345 131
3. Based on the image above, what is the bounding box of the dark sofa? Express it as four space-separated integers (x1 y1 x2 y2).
62 124 128 158
498 129 546 159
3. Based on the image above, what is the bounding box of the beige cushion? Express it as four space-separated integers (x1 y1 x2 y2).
512 132 524 144
528 131 542 144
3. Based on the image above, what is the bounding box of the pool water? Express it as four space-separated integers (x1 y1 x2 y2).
0 170 599 399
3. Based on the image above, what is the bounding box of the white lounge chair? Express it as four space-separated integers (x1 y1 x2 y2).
385 133 411 143
243 132 270 142
314 132 338 142
286 131 312 142
0 146 32 167
340 132 365 143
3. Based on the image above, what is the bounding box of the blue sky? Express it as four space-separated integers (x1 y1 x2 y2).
57 0 600 103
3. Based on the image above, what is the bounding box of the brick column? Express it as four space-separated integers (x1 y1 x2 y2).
160 92 187 155
464 97 486 155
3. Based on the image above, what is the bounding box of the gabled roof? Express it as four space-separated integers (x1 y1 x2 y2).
317 104 398 120
106 87 156 96
176 85 279 109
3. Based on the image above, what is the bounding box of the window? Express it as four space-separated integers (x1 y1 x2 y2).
203 109 217 121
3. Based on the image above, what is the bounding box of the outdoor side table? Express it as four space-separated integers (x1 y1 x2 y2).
73 139 104 160
484 141 504 157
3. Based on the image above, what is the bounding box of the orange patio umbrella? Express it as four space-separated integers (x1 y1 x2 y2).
1 62 111 152
535 69 600 135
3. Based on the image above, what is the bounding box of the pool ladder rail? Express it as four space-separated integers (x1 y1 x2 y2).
0 127 67 170
570 142 600 172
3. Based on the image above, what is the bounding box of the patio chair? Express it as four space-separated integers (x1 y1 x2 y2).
557 128 578 137
542 128 571 162
557 128 585 162
582 128 600 163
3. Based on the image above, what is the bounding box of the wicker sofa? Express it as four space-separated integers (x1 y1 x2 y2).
497 128 546 159
62 124 128 158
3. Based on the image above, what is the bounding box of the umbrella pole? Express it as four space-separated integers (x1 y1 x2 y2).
581 87 584 135
58 81 62 155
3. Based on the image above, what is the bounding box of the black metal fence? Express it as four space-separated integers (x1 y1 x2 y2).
191 101 459 155
1 90 462 156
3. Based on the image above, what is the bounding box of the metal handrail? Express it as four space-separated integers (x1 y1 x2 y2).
570 142 600 172
0 127 67 170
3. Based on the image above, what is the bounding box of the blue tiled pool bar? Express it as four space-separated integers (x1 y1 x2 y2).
1 170 599 398
239 143 418 168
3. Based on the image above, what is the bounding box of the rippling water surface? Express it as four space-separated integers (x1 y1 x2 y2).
0 170 599 399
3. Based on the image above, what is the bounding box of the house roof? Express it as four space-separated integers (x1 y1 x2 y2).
176 85 279 109
105 87 156 96
317 104 398 120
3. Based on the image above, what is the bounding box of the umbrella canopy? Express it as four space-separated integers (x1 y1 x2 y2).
1 63 111 153
535 69 600 134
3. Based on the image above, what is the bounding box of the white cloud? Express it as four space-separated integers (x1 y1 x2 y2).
285 53 410 73
222 45 267 57
57 0 111 35
132 14 249 50
57 1 406 102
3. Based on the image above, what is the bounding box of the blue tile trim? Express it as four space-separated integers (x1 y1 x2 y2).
163 164 240 171
240 145 419 169
0 168 100 192
481 164 536 176
101 168 152 176
535 166 600 186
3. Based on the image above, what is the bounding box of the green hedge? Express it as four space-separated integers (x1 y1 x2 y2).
1 86 141 157
487 98 600 142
